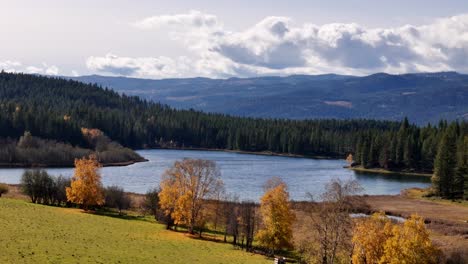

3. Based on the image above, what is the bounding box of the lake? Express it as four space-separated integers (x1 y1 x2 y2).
0 149 431 201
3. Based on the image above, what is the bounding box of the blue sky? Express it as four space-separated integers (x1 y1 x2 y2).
1 0 468 78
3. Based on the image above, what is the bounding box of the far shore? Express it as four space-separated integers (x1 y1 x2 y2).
348 166 433 177
152 146 341 160
152 147 434 177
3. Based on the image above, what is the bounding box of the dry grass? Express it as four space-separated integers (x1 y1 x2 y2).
363 190 468 261
2 184 28 200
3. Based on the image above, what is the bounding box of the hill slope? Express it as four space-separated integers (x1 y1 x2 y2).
0 198 268 263
72 72 468 124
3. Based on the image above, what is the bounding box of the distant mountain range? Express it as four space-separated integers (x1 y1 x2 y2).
70 72 468 124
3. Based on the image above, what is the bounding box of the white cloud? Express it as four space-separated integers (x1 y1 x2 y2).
0 60 22 72
87 11 468 78
0 61 60 75
45 65 59 75
86 53 193 78
134 10 221 31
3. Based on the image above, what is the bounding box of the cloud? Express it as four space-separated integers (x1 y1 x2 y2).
45 65 59 75
87 11 468 78
0 60 22 72
134 10 221 31
0 61 60 75
86 53 193 78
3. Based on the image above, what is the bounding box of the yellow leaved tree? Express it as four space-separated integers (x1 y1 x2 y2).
380 214 440 264
158 159 224 234
352 212 393 263
352 213 440 264
256 177 295 254
66 155 104 210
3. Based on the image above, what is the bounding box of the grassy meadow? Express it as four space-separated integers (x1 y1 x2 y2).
0 198 269 264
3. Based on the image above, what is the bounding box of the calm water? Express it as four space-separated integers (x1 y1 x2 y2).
0 149 430 201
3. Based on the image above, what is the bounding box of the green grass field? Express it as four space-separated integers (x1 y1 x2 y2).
0 198 269 263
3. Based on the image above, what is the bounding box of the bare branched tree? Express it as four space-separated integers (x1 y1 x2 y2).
298 179 363 264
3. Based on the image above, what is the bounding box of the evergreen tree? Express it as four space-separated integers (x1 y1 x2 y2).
455 136 468 199
432 125 457 198
361 140 370 168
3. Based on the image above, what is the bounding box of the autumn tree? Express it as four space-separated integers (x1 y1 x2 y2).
346 153 354 165
380 214 440 264
299 179 362 264
256 177 295 255
353 213 440 264
158 159 224 234
66 155 104 210
352 212 393 263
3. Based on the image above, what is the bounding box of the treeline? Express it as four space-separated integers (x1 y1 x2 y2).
353 118 467 173
432 122 468 199
0 71 466 173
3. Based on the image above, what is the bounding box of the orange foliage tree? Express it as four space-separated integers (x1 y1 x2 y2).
381 214 440 264
66 155 104 210
256 177 295 254
158 159 224 234
352 212 393 263
352 213 440 264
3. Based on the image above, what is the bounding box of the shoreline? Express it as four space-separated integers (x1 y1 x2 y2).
0 158 148 169
348 166 432 177
152 147 341 160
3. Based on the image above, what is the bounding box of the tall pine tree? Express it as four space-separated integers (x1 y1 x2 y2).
432 125 457 198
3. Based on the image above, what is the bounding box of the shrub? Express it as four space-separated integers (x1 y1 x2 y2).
104 185 131 214
55 176 71 206
142 187 165 221
0 183 9 197
20 170 71 205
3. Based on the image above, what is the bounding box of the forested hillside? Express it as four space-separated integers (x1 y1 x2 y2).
0 72 466 175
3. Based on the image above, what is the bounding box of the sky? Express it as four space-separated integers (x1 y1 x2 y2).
1 0 468 79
